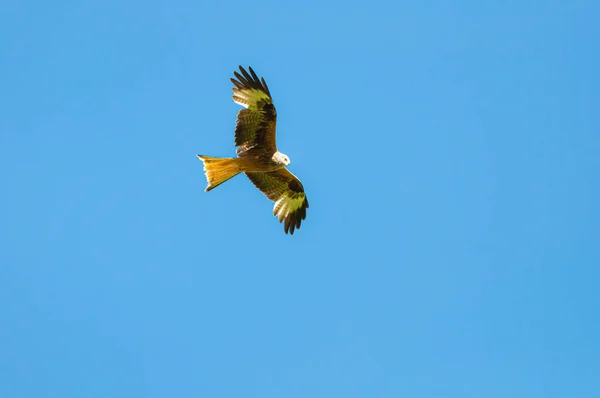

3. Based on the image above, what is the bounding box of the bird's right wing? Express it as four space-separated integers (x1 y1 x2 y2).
231 66 278 155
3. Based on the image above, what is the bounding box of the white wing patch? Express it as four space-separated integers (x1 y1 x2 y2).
232 88 271 110
273 195 305 222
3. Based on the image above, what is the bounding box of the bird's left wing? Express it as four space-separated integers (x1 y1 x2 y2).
231 66 278 155
245 168 309 235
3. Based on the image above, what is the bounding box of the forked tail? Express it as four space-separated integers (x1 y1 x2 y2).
196 155 242 191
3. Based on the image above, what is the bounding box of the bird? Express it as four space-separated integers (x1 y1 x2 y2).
197 66 309 235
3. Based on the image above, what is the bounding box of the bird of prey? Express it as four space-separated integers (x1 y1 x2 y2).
197 66 309 235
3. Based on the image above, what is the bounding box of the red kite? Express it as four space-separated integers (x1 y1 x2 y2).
197 66 309 234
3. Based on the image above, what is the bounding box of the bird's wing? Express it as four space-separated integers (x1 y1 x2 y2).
231 66 277 155
245 168 309 235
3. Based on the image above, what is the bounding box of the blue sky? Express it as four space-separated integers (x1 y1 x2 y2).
1 0 599 397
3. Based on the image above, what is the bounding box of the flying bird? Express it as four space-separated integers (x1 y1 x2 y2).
197 66 309 234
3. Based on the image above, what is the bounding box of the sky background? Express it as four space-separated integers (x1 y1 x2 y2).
1 0 599 397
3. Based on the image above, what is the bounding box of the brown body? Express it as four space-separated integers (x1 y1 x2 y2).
197 155 285 191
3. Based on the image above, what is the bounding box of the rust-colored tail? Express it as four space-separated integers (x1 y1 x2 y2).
196 155 242 191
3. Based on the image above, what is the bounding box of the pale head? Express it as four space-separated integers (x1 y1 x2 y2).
273 151 291 166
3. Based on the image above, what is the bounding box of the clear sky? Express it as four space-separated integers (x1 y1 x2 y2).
1 1 599 397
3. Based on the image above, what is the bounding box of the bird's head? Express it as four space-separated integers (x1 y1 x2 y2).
273 151 291 166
